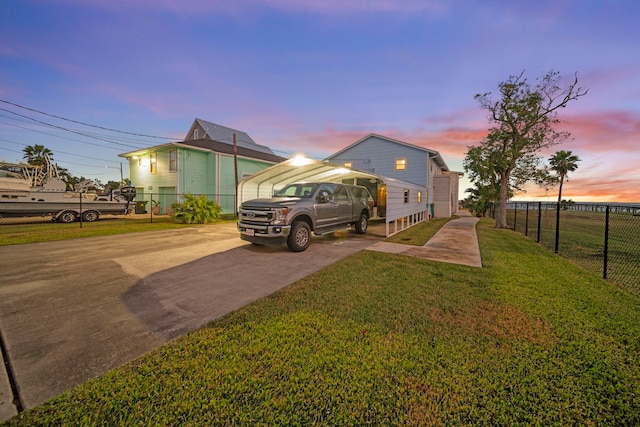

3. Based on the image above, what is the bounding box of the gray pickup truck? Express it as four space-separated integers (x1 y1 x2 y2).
238 182 375 252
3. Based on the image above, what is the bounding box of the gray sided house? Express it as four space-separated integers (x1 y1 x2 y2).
119 119 284 215
325 133 461 218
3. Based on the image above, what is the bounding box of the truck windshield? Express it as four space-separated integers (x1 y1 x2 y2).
274 183 318 198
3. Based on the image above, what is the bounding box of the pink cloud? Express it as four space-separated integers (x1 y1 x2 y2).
259 125 485 163
53 0 448 16
257 0 448 14
562 111 640 153
518 174 639 203
1 40 88 81
582 66 636 88
252 111 639 203
93 83 197 122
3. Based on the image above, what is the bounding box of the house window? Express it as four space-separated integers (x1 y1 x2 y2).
344 162 352 168
404 189 409 204
169 150 177 172
150 153 157 174
395 158 407 171
417 191 422 203
193 129 199 139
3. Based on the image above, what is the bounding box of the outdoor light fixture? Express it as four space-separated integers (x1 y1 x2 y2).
290 154 312 167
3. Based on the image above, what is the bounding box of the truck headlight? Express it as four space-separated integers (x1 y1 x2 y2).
273 207 288 224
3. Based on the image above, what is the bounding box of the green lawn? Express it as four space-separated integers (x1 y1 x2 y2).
0 216 235 246
508 207 640 295
385 216 456 246
4 219 640 425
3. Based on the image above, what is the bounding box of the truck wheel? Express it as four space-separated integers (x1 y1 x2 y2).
58 211 78 223
287 221 311 252
82 211 100 222
355 213 368 234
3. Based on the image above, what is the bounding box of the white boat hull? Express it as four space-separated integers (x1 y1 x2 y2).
1 160 136 222
0 200 132 221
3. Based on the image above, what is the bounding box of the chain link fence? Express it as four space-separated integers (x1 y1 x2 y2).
503 202 640 296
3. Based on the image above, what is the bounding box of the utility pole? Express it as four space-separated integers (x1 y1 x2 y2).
233 133 239 217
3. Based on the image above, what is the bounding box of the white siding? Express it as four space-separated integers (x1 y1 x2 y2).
384 180 428 237
327 134 462 219
328 135 428 187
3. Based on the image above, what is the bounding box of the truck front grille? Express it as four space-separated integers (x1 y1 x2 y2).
240 207 274 225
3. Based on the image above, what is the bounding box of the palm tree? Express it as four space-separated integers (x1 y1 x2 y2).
549 150 581 203
22 144 54 166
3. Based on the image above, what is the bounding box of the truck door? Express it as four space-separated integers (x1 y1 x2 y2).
334 184 353 223
314 184 338 229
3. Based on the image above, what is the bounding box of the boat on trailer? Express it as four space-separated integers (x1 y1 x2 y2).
0 158 136 222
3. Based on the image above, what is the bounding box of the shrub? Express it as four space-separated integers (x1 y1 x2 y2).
171 193 222 224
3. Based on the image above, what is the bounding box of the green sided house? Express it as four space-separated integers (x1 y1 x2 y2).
119 119 285 215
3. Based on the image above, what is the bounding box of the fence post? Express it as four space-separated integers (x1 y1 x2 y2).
554 202 560 253
150 193 154 224
536 202 542 243
603 205 609 280
525 202 529 236
513 203 517 231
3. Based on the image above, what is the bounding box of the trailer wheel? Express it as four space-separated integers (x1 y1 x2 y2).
287 221 311 252
57 211 78 223
355 213 368 234
82 210 100 222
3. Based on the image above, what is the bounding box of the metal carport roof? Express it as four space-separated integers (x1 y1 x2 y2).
238 156 431 237
237 156 423 204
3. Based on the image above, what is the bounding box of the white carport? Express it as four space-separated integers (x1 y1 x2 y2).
238 157 428 237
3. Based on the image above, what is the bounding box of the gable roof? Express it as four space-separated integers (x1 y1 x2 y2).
326 133 449 171
118 140 285 164
180 139 285 163
185 118 276 156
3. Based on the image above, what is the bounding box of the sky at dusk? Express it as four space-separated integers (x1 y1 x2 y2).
1 0 638 202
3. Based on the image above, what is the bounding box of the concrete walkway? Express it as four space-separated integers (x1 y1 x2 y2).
366 210 482 268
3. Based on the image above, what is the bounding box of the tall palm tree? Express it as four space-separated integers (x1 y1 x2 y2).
549 150 581 203
22 144 54 166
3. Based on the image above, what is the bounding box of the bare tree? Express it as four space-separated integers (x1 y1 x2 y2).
467 70 588 228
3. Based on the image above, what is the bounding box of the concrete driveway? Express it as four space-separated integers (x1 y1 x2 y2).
0 221 385 421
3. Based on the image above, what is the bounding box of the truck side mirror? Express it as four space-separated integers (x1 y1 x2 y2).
317 191 330 203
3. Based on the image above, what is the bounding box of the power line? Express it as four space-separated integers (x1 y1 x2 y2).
55 159 116 169
0 101 303 158
0 137 122 165
0 146 24 157
0 99 174 140
0 118 150 152
0 144 118 170
0 108 147 149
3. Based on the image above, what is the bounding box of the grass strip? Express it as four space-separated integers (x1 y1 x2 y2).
0 216 234 246
384 216 456 246
4 219 640 425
